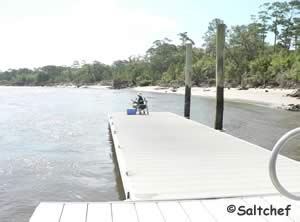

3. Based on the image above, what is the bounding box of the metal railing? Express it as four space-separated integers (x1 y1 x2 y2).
269 127 300 200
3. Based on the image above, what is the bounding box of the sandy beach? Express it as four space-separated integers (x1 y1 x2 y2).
1 85 298 110
134 86 300 110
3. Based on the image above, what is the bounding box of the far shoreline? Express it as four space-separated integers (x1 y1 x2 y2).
1 84 299 111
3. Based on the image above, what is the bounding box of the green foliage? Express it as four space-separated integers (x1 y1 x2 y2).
193 55 215 85
289 57 300 81
0 62 112 86
0 0 299 88
138 79 152 87
249 56 272 86
203 18 224 56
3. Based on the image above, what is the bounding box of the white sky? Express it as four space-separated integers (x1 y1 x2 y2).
0 0 278 71
0 0 179 70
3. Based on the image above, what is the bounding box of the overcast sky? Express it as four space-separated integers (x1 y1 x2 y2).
0 0 280 71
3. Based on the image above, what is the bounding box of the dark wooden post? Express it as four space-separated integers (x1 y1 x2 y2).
215 24 225 130
184 43 192 119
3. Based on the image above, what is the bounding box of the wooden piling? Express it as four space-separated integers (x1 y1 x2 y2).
215 24 225 130
184 43 192 119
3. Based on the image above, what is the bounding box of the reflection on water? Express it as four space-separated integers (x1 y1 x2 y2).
0 87 299 222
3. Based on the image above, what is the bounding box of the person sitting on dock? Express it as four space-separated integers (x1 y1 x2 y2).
133 93 148 115
136 93 145 104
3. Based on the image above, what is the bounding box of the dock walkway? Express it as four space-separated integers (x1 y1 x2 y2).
30 196 300 222
109 112 300 200
29 112 300 221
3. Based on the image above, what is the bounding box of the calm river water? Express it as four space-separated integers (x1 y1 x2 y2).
0 86 299 222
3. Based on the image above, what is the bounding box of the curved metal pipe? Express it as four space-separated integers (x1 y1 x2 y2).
269 127 300 200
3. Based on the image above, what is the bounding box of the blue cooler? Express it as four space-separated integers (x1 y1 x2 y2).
127 108 137 115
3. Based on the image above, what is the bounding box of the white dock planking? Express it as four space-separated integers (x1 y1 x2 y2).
29 112 300 221
109 112 300 200
30 196 300 222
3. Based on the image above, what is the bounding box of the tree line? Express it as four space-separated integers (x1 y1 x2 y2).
0 0 300 88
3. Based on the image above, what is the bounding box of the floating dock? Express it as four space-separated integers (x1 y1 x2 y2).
30 196 300 222
108 112 300 200
30 112 300 221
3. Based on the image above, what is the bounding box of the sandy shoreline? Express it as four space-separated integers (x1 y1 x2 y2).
134 86 300 110
1 85 299 110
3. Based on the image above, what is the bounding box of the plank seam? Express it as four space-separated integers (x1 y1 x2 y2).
58 203 65 222
178 201 193 222
156 202 167 222
85 203 89 222
110 203 113 222
199 200 218 222
133 202 141 222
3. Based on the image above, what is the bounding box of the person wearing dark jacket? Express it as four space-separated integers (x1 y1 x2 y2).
136 93 145 105
133 93 147 114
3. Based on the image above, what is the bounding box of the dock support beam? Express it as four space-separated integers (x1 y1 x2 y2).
215 24 225 130
184 43 192 119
